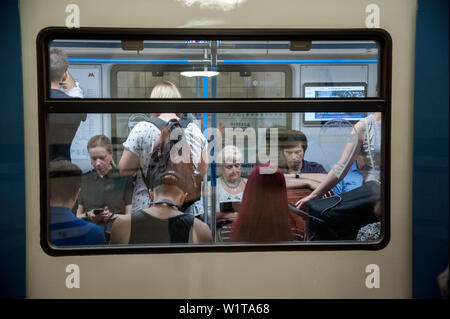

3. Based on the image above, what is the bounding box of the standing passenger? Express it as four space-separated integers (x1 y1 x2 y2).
111 131 212 244
49 160 106 246
296 112 382 240
296 112 382 209
48 48 86 161
76 135 134 243
119 82 208 218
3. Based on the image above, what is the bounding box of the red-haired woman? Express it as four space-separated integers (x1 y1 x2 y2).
231 164 294 242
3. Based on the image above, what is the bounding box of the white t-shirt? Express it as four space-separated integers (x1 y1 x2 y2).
123 118 208 212
123 121 163 211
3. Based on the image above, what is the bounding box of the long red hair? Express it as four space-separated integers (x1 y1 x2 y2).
231 164 294 242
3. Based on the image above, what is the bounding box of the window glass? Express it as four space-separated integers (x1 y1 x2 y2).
48 39 380 99
41 29 390 253
47 111 384 248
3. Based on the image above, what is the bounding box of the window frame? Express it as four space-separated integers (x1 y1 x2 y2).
37 27 392 256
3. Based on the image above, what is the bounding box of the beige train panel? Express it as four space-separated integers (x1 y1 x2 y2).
20 0 416 298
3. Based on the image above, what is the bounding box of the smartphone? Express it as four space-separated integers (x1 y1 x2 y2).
93 208 104 215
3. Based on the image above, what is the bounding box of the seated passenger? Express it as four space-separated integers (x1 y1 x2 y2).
296 112 382 240
279 130 328 190
110 173 212 244
76 135 133 243
333 153 366 195
49 160 106 246
215 145 247 241
231 164 295 242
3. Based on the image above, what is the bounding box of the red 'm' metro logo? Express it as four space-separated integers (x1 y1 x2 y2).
88 73 95 77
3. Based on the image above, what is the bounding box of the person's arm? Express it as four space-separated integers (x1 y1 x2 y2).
124 204 132 215
110 215 131 244
119 123 147 177
119 148 140 177
123 177 134 214
198 148 209 176
296 121 365 209
285 173 327 189
193 219 213 243
293 172 328 183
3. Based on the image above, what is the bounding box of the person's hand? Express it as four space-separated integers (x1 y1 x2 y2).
62 71 77 91
321 190 333 198
86 209 103 223
295 194 315 210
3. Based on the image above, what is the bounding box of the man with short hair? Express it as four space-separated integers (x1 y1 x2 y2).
49 48 83 98
48 48 86 161
110 173 212 244
279 130 328 190
49 160 106 246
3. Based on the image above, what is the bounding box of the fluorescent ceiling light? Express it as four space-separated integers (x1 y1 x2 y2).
180 70 219 77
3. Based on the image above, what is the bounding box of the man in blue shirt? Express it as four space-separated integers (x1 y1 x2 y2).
49 160 106 246
332 154 366 195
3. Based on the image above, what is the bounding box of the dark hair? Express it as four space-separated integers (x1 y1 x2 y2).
49 160 82 203
49 48 68 83
231 164 294 242
279 130 308 152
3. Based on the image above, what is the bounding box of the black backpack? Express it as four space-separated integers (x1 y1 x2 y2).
143 116 202 201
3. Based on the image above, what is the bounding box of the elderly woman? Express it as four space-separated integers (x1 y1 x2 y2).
215 145 247 240
76 135 133 242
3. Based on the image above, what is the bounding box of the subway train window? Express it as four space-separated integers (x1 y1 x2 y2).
39 28 391 254
47 38 380 99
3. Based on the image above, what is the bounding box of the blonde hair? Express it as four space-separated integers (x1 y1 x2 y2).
150 81 181 98
87 135 113 154
218 145 243 164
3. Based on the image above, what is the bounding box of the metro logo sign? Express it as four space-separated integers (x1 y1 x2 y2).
88 73 95 77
